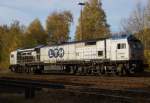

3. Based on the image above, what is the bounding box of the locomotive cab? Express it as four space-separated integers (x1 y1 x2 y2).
9 46 45 73
10 51 17 65
128 39 144 61
128 36 144 72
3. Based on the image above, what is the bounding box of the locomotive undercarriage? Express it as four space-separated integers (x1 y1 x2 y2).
9 60 143 76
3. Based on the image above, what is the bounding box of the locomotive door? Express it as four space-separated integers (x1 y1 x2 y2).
110 41 118 61
110 41 128 61
116 43 127 60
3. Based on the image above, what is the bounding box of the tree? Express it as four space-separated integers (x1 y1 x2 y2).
24 18 48 48
121 2 150 49
0 26 8 62
121 3 146 34
0 21 24 68
46 11 73 44
75 0 110 41
144 0 150 27
135 28 150 49
120 1 150 66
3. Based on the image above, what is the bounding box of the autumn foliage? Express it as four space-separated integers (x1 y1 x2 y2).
75 0 110 41
0 11 73 69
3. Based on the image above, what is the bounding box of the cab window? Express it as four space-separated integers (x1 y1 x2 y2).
117 43 126 49
131 42 143 49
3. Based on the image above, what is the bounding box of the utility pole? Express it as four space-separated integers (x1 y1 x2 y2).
78 2 85 40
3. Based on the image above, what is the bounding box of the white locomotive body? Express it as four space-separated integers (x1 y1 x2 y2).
9 35 144 75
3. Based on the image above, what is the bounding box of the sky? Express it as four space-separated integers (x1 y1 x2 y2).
0 0 148 38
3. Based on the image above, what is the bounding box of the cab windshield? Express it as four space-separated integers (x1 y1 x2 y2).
131 41 143 49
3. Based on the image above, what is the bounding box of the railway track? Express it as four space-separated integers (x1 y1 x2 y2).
46 84 150 103
1 73 150 89
0 77 64 99
65 90 150 103
1 72 150 102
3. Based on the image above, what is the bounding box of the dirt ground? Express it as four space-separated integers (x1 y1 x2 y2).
0 71 150 103
1 72 150 90
0 91 135 103
0 88 149 103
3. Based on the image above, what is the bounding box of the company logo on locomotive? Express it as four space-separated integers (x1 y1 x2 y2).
48 48 64 58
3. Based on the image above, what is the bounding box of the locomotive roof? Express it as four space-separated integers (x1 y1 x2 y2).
19 35 137 49
17 45 45 51
46 35 134 46
111 34 132 40
65 37 107 43
46 37 109 47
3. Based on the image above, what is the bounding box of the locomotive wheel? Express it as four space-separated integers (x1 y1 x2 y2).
25 67 29 73
15 66 19 73
87 66 93 75
82 66 89 75
73 66 78 74
92 66 99 75
94 66 101 76
69 66 75 74
19 66 23 73
68 65 78 75
33 69 42 74
65 66 71 73
79 66 86 75
100 65 105 75
10 66 15 72
129 64 136 74
116 64 126 76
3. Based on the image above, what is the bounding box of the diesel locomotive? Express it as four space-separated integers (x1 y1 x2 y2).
9 35 144 76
